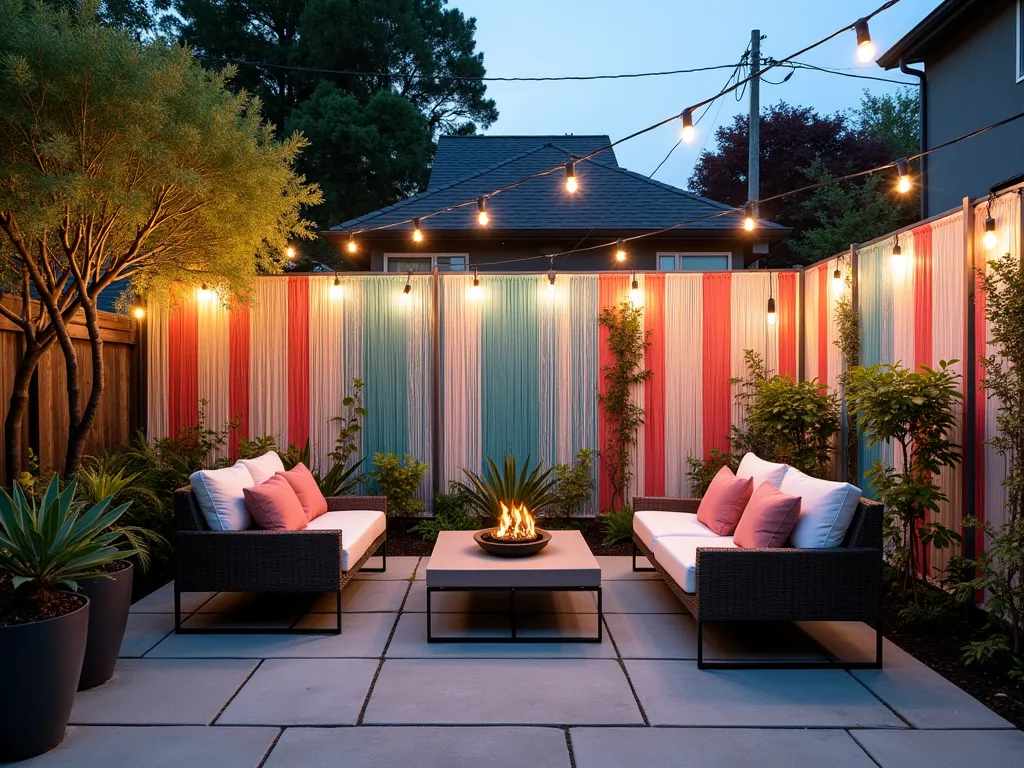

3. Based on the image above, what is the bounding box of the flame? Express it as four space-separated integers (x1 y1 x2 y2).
494 502 536 540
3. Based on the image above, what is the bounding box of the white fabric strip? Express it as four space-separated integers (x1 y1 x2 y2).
197 295 230 463
441 273 481 488
664 274 703 496
731 271 774 430
145 298 168 439
249 278 289 446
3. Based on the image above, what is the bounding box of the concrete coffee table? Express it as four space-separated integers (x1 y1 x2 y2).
425 530 602 643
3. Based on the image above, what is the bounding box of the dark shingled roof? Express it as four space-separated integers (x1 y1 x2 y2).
335 137 783 235
427 135 619 189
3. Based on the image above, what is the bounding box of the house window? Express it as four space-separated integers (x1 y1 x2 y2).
657 253 731 271
384 254 467 272
1018 0 1024 82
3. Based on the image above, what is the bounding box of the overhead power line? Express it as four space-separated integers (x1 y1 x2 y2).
194 54 750 82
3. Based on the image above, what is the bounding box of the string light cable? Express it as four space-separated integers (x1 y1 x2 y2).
342 0 904 241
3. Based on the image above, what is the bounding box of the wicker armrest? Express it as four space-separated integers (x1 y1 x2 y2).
175 529 344 593
694 546 882 623
633 497 701 515
326 495 388 514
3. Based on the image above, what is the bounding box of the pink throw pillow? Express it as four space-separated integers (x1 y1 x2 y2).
243 473 308 531
734 482 802 548
277 463 328 522
696 465 753 535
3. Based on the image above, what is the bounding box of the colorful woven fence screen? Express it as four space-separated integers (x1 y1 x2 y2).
148 274 435 501
148 270 798 511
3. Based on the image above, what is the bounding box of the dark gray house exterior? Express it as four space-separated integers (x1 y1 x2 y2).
878 0 1024 215
325 135 787 273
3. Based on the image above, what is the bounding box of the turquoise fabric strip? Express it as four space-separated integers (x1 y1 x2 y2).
857 243 884 495
481 275 540 466
361 276 410 467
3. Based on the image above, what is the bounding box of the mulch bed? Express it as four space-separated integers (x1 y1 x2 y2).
882 589 1024 730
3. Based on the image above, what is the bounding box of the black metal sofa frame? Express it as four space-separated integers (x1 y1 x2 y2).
173 489 387 635
632 496 883 670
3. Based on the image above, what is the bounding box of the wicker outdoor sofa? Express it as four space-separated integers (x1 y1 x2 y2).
632 495 884 670
173 489 387 635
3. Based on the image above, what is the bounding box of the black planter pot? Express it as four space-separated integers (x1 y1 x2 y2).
0 596 89 761
78 561 134 690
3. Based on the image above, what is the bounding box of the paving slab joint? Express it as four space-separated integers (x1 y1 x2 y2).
355 571 417 725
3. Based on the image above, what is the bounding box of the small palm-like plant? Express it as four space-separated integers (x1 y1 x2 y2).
0 476 136 594
455 455 557 522
75 459 166 572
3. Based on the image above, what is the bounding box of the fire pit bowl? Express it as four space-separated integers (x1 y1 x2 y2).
473 528 552 557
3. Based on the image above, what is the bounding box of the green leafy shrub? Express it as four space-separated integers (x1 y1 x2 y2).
368 453 427 517
686 449 737 498
0 476 135 606
409 484 482 541
548 449 597 519
597 301 652 510
455 455 557 522
847 360 963 602
730 349 840 477
600 505 634 546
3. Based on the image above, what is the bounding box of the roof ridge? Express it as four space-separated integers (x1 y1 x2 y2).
335 144 559 230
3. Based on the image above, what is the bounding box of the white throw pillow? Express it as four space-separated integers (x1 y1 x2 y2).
189 463 255 531
736 453 789 490
238 450 285 485
780 468 861 548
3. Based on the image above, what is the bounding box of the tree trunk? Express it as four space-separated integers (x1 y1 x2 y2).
63 296 105 477
3 345 43 484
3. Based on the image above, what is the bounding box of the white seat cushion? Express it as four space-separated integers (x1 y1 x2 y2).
189 464 255 531
237 450 285 485
306 510 387 570
780 468 861 548
633 511 719 552
654 535 738 593
736 453 789 490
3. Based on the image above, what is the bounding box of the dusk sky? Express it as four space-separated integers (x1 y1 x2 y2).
451 0 943 190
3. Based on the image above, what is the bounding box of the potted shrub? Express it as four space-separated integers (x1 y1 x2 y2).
74 458 163 689
0 477 134 760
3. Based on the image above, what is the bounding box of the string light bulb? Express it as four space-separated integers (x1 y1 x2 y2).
854 18 875 63
132 301 145 320
615 239 627 262
198 283 211 301
890 236 909 275
347 235 357 253
983 214 998 250
564 162 578 194
412 219 423 243
470 266 482 299
547 266 557 294
477 197 489 227
743 202 757 232
629 273 641 305
285 245 296 260
331 275 343 298
832 266 843 296
896 158 911 194
402 271 412 300
681 108 695 143
767 296 777 326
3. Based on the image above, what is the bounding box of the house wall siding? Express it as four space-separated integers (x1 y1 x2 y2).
363 237 751 272
923 0 1024 214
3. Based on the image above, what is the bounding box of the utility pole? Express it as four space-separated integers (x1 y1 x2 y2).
748 29 760 209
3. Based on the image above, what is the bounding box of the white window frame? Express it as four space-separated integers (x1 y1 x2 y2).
656 252 732 272
1017 0 1024 83
382 253 469 272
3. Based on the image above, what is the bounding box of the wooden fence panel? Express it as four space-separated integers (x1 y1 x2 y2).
0 297 137 484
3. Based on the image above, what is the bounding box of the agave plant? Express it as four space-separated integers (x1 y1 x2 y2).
0 476 136 593
455 455 558 522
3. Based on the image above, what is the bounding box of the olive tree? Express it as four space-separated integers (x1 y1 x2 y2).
0 1 321 478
